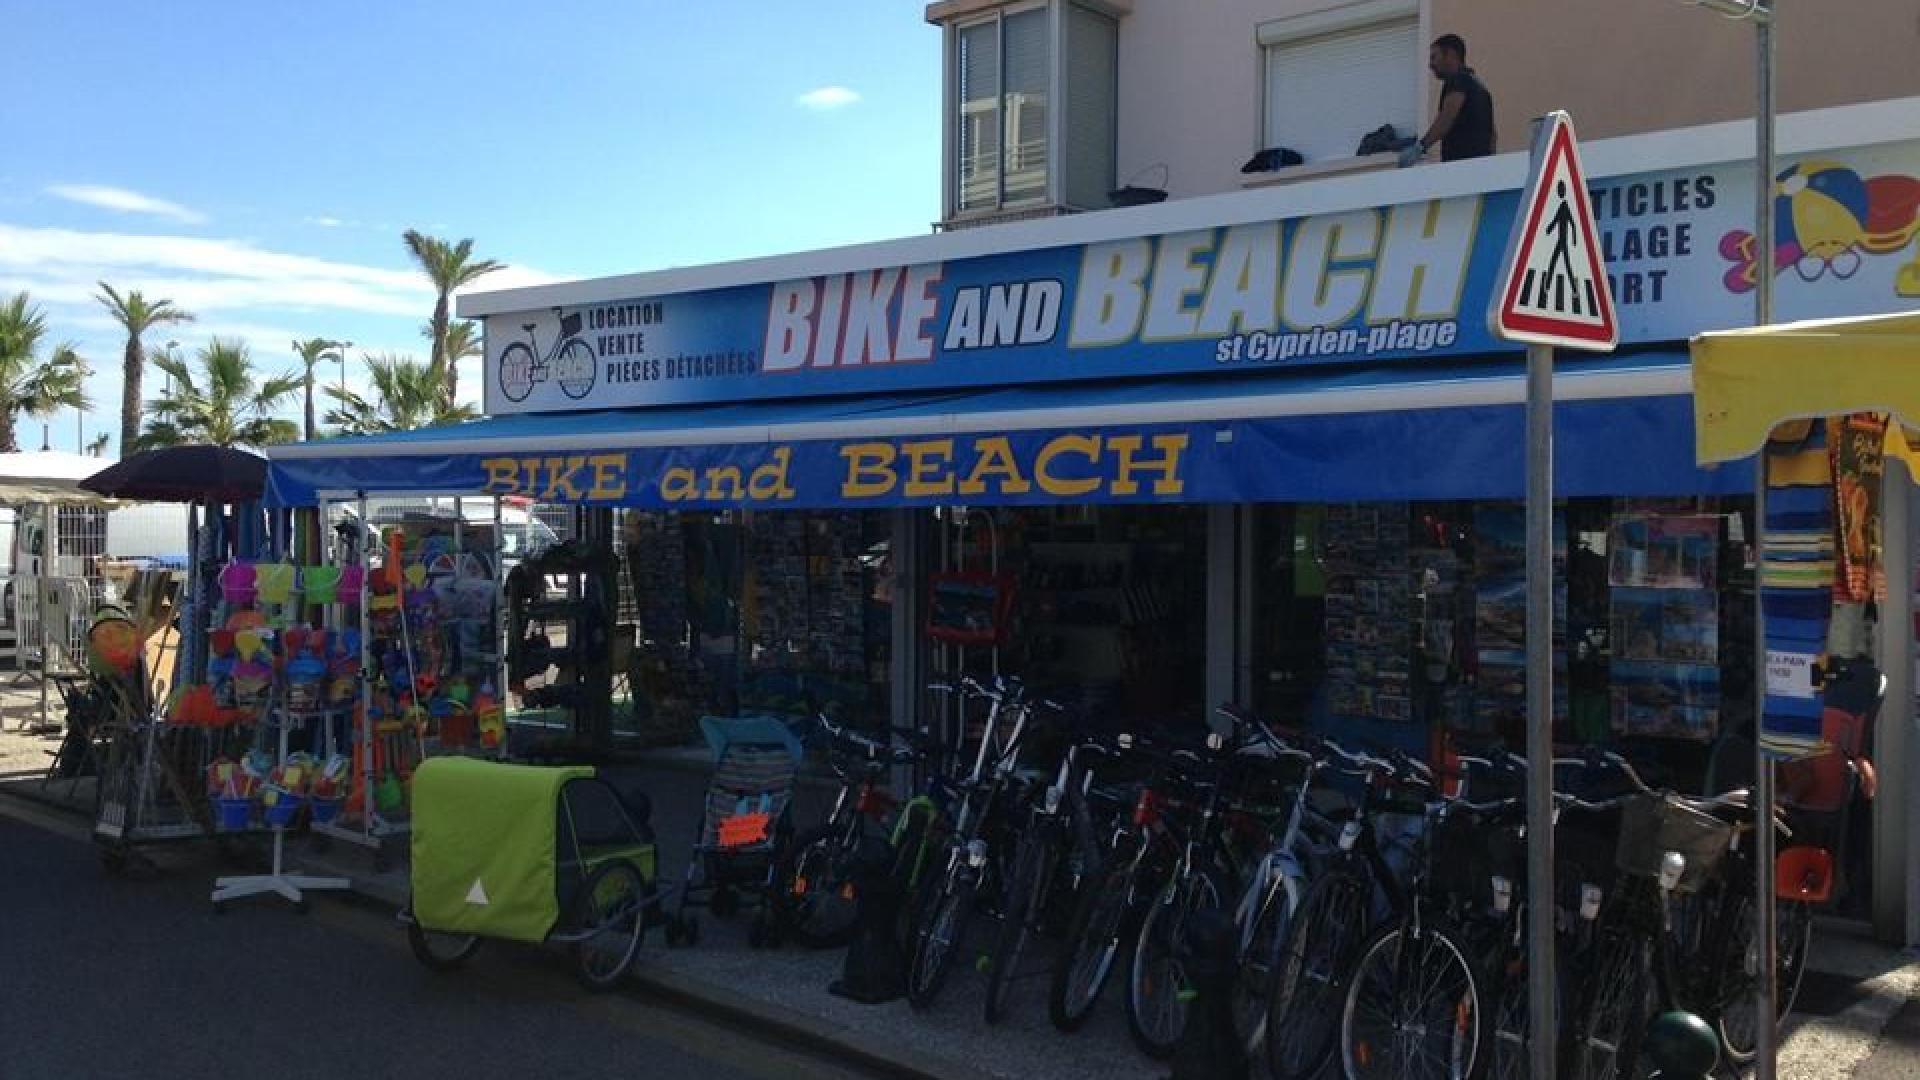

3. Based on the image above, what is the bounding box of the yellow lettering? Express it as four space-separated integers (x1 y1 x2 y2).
704 465 746 501
840 443 899 499
747 447 797 501
1106 434 1188 496
958 437 1031 496
541 456 588 501
1035 435 1102 497
902 439 957 498
661 467 699 502
481 457 523 495
585 453 627 501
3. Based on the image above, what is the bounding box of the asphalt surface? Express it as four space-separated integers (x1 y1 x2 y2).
0 806 886 1080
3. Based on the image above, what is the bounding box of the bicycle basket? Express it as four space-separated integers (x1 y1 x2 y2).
559 311 583 338
1613 794 1732 893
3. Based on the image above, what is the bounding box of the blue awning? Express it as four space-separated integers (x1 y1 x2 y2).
265 352 1751 509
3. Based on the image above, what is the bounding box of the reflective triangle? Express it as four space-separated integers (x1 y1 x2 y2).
465 878 490 906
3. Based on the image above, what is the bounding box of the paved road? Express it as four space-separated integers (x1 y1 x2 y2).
0 806 882 1080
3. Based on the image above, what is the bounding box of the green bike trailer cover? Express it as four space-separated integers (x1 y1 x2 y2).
411 757 593 943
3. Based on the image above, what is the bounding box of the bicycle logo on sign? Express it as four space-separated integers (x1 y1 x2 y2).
497 308 597 403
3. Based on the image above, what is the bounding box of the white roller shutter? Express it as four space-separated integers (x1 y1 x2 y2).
1264 19 1420 165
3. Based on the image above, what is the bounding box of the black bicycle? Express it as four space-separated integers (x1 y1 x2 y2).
498 308 596 403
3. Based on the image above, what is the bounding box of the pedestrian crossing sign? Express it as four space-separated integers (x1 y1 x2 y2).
1489 111 1618 351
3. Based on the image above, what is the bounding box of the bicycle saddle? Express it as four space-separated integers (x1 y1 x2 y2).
521 322 537 333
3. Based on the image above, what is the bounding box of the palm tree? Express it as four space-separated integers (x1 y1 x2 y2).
291 337 348 439
138 338 301 450
403 230 501 406
0 293 90 453
325 352 478 434
94 283 195 452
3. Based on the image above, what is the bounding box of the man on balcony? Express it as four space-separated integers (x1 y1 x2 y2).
1402 33 1496 166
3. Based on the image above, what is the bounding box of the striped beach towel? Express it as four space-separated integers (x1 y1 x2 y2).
1759 421 1832 760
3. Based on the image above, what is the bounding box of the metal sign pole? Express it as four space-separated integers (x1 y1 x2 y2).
1753 9 1780 1077
1525 339 1558 1080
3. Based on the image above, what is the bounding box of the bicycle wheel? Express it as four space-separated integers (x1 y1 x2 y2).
1341 921 1482 1080
985 828 1053 1023
570 860 647 991
1564 931 1651 1080
1484 953 1530 1080
908 874 977 1011
405 898 482 972
1126 865 1227 1059
1231 873 1297 1053
889 805 943 945
1049 854 1139 1032
1716 895 1814 1064
555 338 597 400
498 341 537 402
776 824 862 949
1266 868 1371 1080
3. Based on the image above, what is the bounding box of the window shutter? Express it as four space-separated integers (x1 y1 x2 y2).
1001 8 1051 204
1064 5 1117 210
957 21 1002 212
1265 20 1419 165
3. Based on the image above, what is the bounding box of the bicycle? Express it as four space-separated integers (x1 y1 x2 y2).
1263 737 1423 1080
906 676 1039 1011
1337 747 1499 1080
983 723 1115 1023
498 308 597 403
773 713 930 948
1124 707 1302 1059
1047 730 1187 1033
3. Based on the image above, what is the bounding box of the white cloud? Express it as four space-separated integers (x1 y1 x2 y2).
306 215 349 228
0 222 434 318
46 184 208 225
795 86 861 110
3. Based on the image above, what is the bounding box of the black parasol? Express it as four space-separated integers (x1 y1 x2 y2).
80 445 268 503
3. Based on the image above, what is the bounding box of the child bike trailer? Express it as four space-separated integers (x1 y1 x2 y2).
403 757 666 990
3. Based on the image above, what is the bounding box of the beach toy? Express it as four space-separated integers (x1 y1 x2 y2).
287 650 326 711
215 797 253 831
475 683 505 750
254 562 298 607
219 561 257 607
302 564 343 605
338 564 366 604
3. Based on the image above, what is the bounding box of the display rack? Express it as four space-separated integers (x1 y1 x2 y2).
310 494 510 860
211 703 350 911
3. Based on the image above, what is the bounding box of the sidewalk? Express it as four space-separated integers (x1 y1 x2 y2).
4 699 1916 1079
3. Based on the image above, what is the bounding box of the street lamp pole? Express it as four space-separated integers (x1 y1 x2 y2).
337 341 353 398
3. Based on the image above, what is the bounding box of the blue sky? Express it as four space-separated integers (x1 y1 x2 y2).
0 1 940 455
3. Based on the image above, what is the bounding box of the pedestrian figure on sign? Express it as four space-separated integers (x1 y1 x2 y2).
1546 181 1581 293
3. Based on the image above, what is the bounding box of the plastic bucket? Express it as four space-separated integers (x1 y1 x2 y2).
216 797 253 831
309 796 345 825
264 788 306 828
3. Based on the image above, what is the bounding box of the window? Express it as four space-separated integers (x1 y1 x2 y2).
956 8 1050 213
1263 14 1419 166
948 2 1116 220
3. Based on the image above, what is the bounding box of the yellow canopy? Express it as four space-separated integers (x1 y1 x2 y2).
1692 311 1920 466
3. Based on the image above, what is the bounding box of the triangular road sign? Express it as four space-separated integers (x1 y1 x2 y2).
1489 112 1617 351
464 878 490 906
